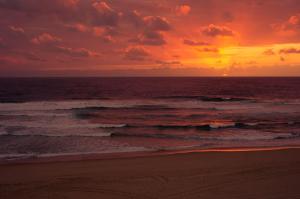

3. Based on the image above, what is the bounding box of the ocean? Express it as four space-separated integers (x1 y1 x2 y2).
0 77 300 161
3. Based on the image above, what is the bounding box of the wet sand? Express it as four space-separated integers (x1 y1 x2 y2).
1 148 300 199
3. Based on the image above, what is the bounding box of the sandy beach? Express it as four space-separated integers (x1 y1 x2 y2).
1 148 300 199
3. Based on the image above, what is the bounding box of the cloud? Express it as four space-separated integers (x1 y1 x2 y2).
143 16 171 31
279 48 300 54
222 12 234 22
55 46 100 57
93 27 116 43
272 13 300 35
31 33 62 45
0 0 121 27
9 26 25 34
127 14 171 46
263 49 276 56
64 23 89 32
202 24 235 37
124 47 150 61
183 39 210 46
126 12 171 32
0 37 6 48
156 60 182 66
0 56 23 65
126 10 144 27
176 5 191 16
0 0 79 16
91 1 120 27
130 31 166 46
288 14 300 25
198 47 219 53
16 51 46 62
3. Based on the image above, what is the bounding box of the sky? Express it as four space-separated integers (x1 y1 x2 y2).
0 0 300 76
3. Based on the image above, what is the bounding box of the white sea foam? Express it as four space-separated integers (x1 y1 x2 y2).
209 122 236 129
0 146 153 161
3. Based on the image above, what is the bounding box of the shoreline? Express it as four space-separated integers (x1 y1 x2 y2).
2 145 300 165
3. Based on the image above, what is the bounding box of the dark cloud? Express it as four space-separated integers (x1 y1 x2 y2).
156 60 181 66
0 0 79 19
126 13 171 46
0 0 78 10
0 55 23 65
183 39 210 46
222 12 234 22
93 26 116 43
199 47 219 53
0 28 29 52
125 10 144 27
130 31 166 46
272 13 300 33
126 11 171 32
202 24 235 37
16 51 46 62
0 0 120 27
279 48 300 54
55 46 100 57
263 49 276 56
91 1 120 27
143 16 171 31
124 46 150 61
0 37 6 48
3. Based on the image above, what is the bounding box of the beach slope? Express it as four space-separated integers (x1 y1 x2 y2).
1 149 300 199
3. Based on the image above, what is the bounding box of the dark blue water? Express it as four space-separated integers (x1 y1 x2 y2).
0 77 300 160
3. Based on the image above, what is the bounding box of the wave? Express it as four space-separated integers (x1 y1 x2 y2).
111 132 300 141
1 123 128 130
73 105 178 119
72 104 176 112
152 122 239 130
1 131 112 137
235 121 300 128
0 146 153 161
199 96 251 102
138 121 300 131
0 99 27 103
157 95 252 102
3 129 299 140
97 123 128 128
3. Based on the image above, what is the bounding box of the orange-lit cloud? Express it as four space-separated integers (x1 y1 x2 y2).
1 0 300 76
124 47 150 61
280 48 300 54
202 24 236 37
65 23 89 33
183 39 210 46
176 5 191 16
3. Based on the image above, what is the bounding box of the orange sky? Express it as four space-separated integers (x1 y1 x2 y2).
0 0 300 76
